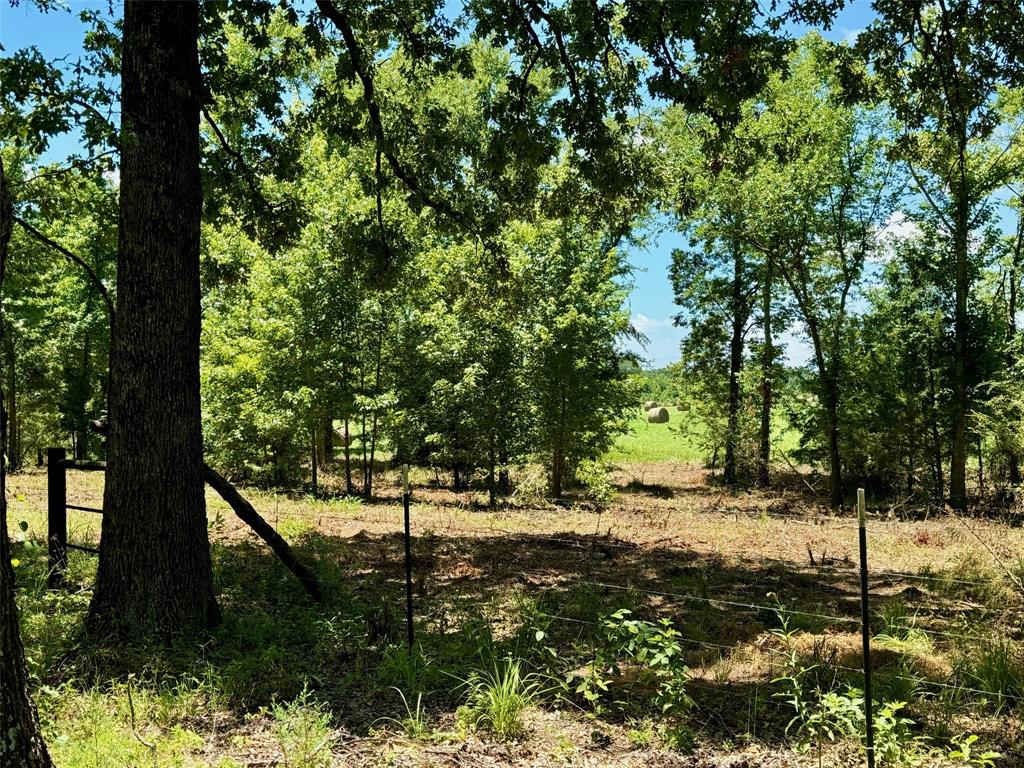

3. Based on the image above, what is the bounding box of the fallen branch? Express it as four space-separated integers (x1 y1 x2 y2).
83 422 322 602
203 464 323 601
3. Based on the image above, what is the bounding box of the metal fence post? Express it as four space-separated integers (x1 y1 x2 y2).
858 488 875 768
403 463 414 650
47 447 67 588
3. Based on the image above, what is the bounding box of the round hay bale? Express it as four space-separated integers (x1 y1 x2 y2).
332 427 353 447
643 400 659 411
647 406 669 424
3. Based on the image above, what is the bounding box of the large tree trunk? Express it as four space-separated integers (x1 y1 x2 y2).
723 246 744 486
1 158 54 768
88 1 218 637
757 261 773 487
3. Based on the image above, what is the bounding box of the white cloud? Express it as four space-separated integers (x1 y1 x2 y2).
625 314 683 369
880 211 918 242
873 211 920 262
631 313 674 334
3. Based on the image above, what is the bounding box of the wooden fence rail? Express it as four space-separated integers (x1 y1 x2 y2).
47 446 104 587
45 446 322 600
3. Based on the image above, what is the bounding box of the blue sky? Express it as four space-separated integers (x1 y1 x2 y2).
2 0 880 368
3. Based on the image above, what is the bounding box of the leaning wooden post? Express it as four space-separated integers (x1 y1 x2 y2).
403 463 414 650
857 488 875 768
47 447 67 588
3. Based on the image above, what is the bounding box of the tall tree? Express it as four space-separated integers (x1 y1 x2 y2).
743 42 895 506
664 110 764 487
671 233 759 486
0 159 54 768
88 1 218 637
861 0 1024 510
756 259 778 487
523 219 638 498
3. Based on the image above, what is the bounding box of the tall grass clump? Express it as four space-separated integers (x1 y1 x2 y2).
957 639 1024 713
457 659 542 740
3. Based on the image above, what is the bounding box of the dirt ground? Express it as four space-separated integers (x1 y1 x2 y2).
8 461 1024 767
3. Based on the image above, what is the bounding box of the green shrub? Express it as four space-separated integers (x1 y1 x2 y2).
376 644 441 693
573 458 617 502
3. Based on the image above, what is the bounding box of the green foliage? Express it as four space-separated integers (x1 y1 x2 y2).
1 149 115 465
376 644 442 694
947 734 1001 767
956 639 1024 713
570 609 692 725
778 681 924 767
373 688 431 741
521 220 640 496
573 459 617 503
457 659 541 741
602 610 691 717
269 687 335 768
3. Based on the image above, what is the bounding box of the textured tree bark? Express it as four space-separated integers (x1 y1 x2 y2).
1 159 54 768
88 1 218 637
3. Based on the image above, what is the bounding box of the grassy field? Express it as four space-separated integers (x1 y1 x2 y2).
7 436 1024 767
606 408 802 464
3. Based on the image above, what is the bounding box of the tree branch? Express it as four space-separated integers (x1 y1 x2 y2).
13 215 115 319
201 106 284 222
204 464 323 601
21 150 118 186
524 0 581 102
315 0 473 231
906 159 954 233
